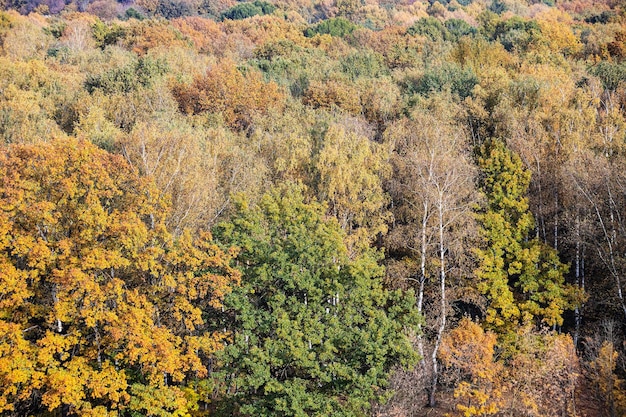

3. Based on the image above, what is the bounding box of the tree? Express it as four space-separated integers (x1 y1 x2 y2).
172 59 285 131
91 19 125 49
122 19 190 55
569 150 626 323
119 119 237 234
304 17 356 38
405 63 478 100
385 106 478 408
156 0 194 19
439 318 503 417
313 122 391 252
584 324 626 417
0 58 74 144
349 26 422 70
406 17 451 42
220 0 275 20
445 19 477 41
211 184 420 417
502 327 580 416
85 56 168 95
171 16 221 54
0 12 51 60
0 138 240 416
475 139 581 335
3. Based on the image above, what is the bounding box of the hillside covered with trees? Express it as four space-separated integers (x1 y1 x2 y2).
1 0 626 415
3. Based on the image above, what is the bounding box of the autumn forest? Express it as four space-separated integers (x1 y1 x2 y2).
0 0 626 415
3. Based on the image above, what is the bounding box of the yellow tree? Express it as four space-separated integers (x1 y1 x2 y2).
587 340 626 417
0 138 239 416
314 122 391 252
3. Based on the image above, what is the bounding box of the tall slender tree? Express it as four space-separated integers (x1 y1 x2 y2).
385 110 477 407
475 138 580 336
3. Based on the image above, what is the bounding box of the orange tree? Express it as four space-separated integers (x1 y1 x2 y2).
0 138 240 416
172 60 285 132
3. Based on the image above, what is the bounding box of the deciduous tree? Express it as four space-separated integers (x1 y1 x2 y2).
314 122 391 252
0 138 240 416
172 59 285 131
475 138 580 335
385 105 478 408
439 318 503 417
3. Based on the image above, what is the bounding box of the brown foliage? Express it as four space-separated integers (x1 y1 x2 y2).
503 328 580 417
303 78 362 114
172 59 286 130
607 31 626 59
172 16 223 54
123 19 191 55
347 26 422 69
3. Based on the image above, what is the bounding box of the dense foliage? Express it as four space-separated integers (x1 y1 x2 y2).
0 139 241 416
212 185 419 416
1 0 626 414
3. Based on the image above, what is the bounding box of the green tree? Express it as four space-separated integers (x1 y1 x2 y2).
407 17 450 42
590 61 626 92
156 0 195 19
445 18 477 40
407 63 478 100
220 1 275 20
212 184 420 417
475 139 580 335
304 17 356 38
91 19 125 49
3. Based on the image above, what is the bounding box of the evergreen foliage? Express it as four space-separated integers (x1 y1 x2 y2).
221 1 275 20
212 184 420 416
304 17 357 37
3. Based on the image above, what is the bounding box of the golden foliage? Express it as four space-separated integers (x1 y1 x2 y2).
440 318 503 417
535 8 582 57
587 341 626 417
0 11 50 60
315 122 391 251
0 139 239 416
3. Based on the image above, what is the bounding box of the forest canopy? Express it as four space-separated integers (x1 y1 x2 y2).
1 0 626 415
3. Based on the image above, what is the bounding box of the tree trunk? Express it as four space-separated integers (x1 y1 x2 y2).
429 201 447 408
